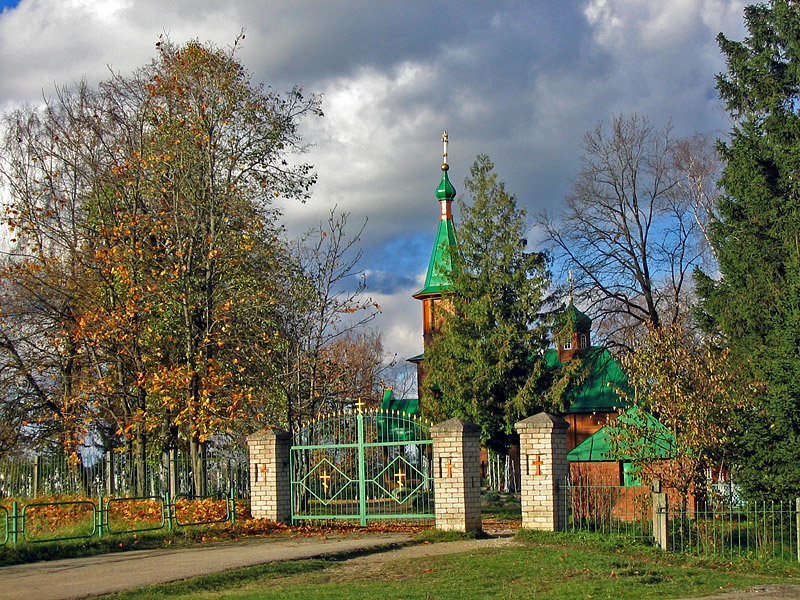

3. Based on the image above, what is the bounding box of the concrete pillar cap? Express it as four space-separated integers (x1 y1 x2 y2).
514 412 569 432
246 427 291 442
431 417 481 435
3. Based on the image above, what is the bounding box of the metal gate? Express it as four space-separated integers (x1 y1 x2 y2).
290 407 434 524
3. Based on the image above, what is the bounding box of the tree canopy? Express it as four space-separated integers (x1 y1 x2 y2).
696 0 800 500
0 38 389 488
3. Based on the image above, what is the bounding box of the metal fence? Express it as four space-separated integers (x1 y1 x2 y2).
667 498 799 562
564 477 800 563
0 449 249 500
0 491 237 546
563 476 653 539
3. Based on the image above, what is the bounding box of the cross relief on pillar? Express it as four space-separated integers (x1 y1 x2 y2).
530 454 544 476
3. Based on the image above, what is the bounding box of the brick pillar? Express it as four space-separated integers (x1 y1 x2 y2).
431 418 482 533
515 412 569 531
246 428 291 523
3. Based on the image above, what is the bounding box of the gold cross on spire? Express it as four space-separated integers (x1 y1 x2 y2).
442 131 449 169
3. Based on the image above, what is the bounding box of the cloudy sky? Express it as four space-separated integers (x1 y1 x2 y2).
0 0 748 365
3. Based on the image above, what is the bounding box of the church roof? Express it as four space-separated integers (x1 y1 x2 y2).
567 408 674 461
544 346 630 413
413 167 457 298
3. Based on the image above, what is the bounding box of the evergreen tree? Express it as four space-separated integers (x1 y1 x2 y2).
696 0 800 500
423 155 550 453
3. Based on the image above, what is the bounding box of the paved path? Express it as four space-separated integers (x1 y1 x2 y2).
0 533 414 600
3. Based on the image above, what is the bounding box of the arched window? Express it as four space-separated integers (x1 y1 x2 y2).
564 340 572 350
579 334 587 349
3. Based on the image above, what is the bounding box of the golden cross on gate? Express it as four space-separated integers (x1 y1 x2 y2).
394 469 406 489
319 469 331 492
531 454 544 476
355 398 366 414
445 460 455 478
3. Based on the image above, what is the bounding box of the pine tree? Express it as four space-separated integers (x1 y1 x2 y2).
423 155 550 453
696 0 800 500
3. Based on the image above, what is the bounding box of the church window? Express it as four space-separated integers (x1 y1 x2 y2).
580 334 587 349
563 340 572 350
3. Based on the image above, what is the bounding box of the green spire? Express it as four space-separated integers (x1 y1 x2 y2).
413 136 458 299
413 216 457 298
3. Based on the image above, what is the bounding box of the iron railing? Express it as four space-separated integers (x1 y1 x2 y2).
0 450 249 500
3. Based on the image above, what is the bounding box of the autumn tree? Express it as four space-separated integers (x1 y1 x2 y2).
696 0 800 501
0 37 321 489
423 155 550 453
539 115 718 348
606 322 748 502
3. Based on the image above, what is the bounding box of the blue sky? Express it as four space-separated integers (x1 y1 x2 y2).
0 0 749 362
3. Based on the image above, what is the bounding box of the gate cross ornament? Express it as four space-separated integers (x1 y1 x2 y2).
319 469 331 492
394 469 406 489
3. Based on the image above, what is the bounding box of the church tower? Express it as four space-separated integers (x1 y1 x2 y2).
409 132 457 399
556 273 592 363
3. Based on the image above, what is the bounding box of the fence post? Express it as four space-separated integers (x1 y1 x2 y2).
796 498 800 563
105 451 115 497
430 418 482 533
515 412 570 531
652 479 668 551
168 448 179 500
32 455 41 498
247 428 292 523
11 501 17 545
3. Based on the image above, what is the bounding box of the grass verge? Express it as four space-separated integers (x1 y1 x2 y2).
91 530 800 600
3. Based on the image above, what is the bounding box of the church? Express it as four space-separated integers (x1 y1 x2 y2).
381 133 637 487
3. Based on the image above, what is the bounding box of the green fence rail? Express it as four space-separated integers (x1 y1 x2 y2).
0 490 236 547
667 498 799 562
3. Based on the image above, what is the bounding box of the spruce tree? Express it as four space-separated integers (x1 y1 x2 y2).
696 0 800 500
423 155 550 453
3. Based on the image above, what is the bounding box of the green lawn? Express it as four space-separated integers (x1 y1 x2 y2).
94 531 798 600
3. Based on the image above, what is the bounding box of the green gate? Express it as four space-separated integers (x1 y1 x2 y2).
290 407 434 524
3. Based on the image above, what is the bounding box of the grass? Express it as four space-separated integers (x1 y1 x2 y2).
91 530 800 600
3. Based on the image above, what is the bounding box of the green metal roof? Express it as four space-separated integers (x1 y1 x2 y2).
544 347 631 413
379 389 420 415
567 408 675 461
378 390 421 442
413 169 457 298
